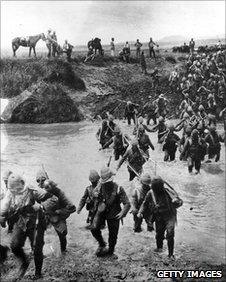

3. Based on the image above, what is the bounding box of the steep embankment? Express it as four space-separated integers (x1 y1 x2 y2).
0 52 184 123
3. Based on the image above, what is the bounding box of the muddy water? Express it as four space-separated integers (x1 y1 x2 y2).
1 120 225 264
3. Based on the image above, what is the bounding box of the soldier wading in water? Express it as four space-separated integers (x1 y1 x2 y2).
90 166 131 257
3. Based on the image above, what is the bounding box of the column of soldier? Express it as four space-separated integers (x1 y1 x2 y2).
0 49 225 279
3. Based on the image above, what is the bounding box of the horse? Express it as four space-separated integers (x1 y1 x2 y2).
87 38 103 55
12 33 46 57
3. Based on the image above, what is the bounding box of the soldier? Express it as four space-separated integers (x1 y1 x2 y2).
181 129 203 173
46 29 52 58
137 125 155 159
148 37 157 58
204 125 222 162
162 125 180 161
138 176 183 260
140 51 147 74
149 116 167 143
63 40 74 62
36 170 76 254
179 125 193 161
150 67 160 88
110 38 115 57
142 100 157 125
101 126 129 160
189 38 195 55
77 170 100 228
124 101 139 125
133 116 153 135
131 173 154 232
51 31 58 57
0 173 56 279
96 119 112 148
135 39 142 59
1 170 12 199
117 139 146 181
1 170 18 233
153 94 168 118
90 166 130 257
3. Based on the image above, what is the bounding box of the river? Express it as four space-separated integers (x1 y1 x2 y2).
1 120 225 265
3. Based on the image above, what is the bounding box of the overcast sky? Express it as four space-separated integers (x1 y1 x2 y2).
1 1 225 49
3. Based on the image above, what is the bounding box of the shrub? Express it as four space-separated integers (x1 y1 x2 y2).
165 56 177 64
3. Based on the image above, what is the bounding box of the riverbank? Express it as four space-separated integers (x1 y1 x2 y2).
0 50 185 123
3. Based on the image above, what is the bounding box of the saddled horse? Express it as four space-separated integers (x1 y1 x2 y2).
12 33 46 57
87 38 103 55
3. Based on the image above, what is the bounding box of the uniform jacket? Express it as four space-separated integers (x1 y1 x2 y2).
118 147 145 173
97 182 131 219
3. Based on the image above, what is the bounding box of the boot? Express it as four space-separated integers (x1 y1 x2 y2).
18 260 29 279
167 239 174 258
95 242 106 257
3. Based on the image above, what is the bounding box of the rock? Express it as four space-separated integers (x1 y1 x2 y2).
1 82 83 124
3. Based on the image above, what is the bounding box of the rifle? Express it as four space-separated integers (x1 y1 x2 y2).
107 156 112 167
41 164 49 180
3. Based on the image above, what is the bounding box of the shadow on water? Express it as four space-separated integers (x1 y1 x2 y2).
202 163 224 175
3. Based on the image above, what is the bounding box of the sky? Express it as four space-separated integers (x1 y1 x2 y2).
1 1 225 50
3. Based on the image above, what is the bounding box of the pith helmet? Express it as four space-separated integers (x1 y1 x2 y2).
100 166 115 183
8 174 25 192
158 116 164 123
138 116 144 124
89 170 100 183
168 124 175 131
36 169 48 182
114 126 121 133
140 173 152 185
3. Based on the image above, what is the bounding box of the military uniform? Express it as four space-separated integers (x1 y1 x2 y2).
124 102 138 125
91 167 130 256
42 180 76 252
0 174 56 278
117 144 146 181
131 174 153 232
102 132 128 160
163 131 180 161
138 177 182 258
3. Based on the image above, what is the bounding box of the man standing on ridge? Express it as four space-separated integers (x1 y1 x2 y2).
135 39 142 59
148 37 158 59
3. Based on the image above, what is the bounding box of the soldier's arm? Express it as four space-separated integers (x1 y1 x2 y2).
33 186 53 203
119 187 131 217
138 191 151 216
180 139 189 158
0 190 12 218
77 188 89 213
117 150 128 170
131 190 138 210
102 137 113 149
